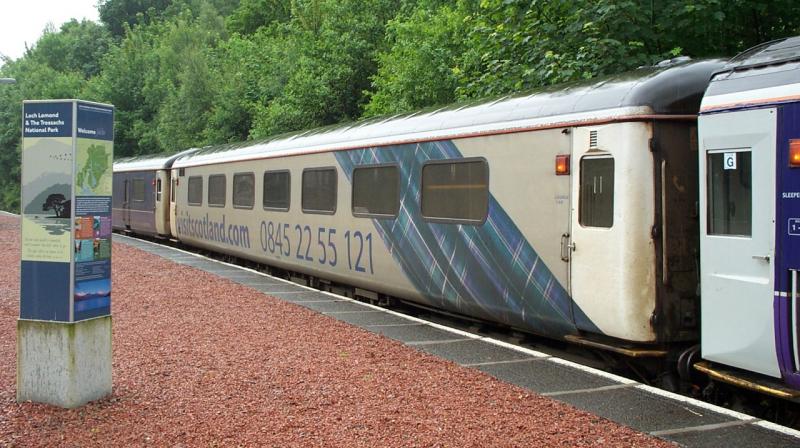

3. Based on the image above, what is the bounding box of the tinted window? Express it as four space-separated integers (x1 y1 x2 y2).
707 151 752 236
263 171 290 210
187 176 202 206
421 160 488 222
233 173 255 209
208 174 226 207
132 178 145 202
353 165 399 217
579 157 614 228
302 168 337 214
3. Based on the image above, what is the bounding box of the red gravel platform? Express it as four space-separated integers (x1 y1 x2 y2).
0 215 670 447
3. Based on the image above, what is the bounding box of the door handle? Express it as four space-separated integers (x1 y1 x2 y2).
560 233 575 262
752 254 771 263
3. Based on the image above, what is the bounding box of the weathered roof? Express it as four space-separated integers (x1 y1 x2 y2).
702 36 800 112
719 36 800 73
114 148 199 172
167 58 724 168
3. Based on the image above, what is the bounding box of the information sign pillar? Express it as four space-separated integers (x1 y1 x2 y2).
18 100 114 408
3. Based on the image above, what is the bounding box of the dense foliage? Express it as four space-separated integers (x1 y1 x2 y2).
0 0 798 212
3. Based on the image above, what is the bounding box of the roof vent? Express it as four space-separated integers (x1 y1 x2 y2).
589 130 598 149
655 56 692 68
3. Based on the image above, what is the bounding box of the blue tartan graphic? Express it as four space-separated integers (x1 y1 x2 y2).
335 140 599 337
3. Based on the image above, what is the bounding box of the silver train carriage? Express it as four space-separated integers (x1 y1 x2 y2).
697 36 800 397
113 58 727 353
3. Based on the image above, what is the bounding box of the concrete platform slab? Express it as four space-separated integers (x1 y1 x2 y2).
247 283 308 294
272 291 336 302
302 300 373 313
558 387 736 433
335 311 415 327
662 422 800 448
476 358 619 394
367 323 460 344
416 339 534 366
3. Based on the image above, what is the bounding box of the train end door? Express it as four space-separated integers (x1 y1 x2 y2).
699 107 780 378
154 170 169 236
168 168 180 238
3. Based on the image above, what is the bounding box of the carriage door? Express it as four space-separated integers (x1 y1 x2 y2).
154 170 168 235
569 124 658 342
169 169 179 237
699 108 779 377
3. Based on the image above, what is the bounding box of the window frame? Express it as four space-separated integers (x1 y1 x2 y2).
187 175 203 206
232 172 255 210
132 177 146 203
706 149 752 237
578 154 615 229
301 167 338 215
262 169 291 212
351 163 400 219
207 174 227 208
420 157 490 225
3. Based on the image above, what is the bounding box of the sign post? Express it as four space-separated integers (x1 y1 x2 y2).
18 100 114 408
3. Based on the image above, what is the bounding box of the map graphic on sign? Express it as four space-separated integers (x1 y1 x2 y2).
75 140 112 196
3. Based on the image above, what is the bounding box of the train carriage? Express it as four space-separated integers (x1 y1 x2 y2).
159 58 725 350
698 36 800 396
112 149 196 237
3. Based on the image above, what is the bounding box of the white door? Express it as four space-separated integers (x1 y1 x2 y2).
699 107 779 377
569 123 657 342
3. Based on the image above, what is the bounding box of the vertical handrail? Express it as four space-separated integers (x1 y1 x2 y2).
661 160 669 285
793 269 799 371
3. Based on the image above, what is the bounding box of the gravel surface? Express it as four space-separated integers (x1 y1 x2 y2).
0 215 673 447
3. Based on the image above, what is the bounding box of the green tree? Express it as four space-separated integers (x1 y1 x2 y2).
28 19 113 78
250 0 401 138
203 26 300 143
363 2 475 117
225 0 291 35
458 0 800 98
88 2 227 155
98 0 175 37
85 22 164 156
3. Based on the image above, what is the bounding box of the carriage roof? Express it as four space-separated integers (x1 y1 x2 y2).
702 36 800 112
114 148 198 172
163 58 723 168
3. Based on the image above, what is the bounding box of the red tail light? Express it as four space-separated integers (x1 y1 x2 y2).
555 155 570 175
790 140 800 168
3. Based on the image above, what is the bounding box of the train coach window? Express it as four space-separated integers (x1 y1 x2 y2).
132 178 146 202
421 159 488 223
302 168 337 214
352 165 399 218
188 176 203 206
208 174 226 207
263 170 290 211
707 151 752 236
579 156 614 228
233 172 255 209
156 179 162 202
